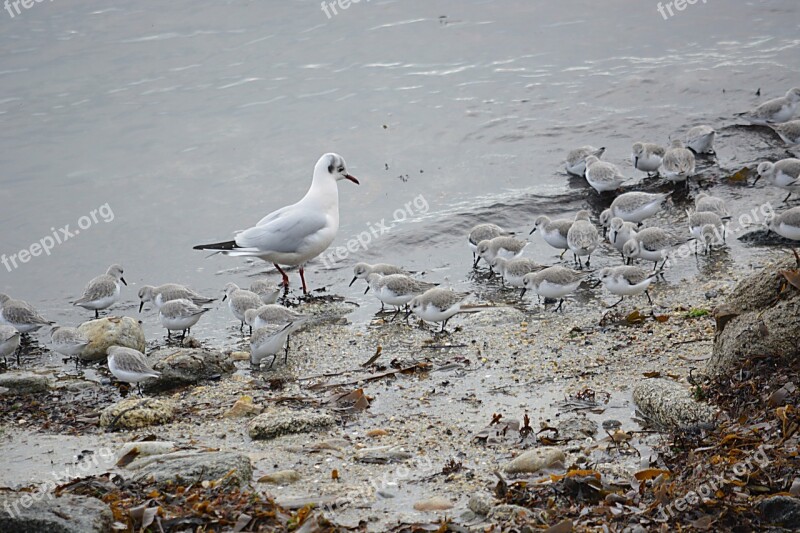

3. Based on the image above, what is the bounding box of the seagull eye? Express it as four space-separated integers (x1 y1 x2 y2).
338 167 345 173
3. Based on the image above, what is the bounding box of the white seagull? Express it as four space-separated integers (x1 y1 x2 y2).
194 153 359 294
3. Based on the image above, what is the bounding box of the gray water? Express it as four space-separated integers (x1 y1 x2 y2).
1 0 799 351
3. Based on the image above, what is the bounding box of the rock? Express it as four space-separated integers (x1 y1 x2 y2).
468 493 495 515
129 450 252 487
224 396 262 418
487 504 532 522
366 428 389 438
413 496 453 512
355 446 413 464
99 397 175 430
248 409 335 440
258 470 301 484
116 441 177 468
503 447 565 474
0 371 51 395
759 495 800 528
556 415 597 441
229 351 250 361
77 316 145 361
460 307 527 327
633 379 716 431
0 493 113 533
710 257 799 374
144 347 235 392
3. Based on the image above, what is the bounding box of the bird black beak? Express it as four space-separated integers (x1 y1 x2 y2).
121 277 128 286
529 227 537 235
752 175 762 186
138 301 144 313
591 280 602 289
520 288 527 298
364 286 370 295
634 156 639 169
349 276 358 287
345 174 360 184
222 294 228 302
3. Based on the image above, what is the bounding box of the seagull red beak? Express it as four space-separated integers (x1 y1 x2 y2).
345 174 359 184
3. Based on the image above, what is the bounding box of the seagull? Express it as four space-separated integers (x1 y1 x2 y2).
193 153 360 295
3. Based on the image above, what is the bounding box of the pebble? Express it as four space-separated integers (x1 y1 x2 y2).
224 396 263 418
503 447 566 474
0 371 52 395
248 409 336 440
258 469 301 484
413 496 453 512
99 397 175 430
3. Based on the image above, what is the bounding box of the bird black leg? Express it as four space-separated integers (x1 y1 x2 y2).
609 296 625 308
284 342 289 364
645 290 653 305
391 308 402 321
784 192 792 203
554 299 564 312
95 310 99 319
268 354 277 369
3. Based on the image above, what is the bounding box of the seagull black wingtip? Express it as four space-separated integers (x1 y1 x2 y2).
193 240 239 251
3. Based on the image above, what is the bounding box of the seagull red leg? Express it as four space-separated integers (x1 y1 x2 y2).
273 263 290 288
299 266 309 295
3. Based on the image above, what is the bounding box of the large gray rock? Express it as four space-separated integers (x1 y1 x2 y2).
0 371 51 395
0 493 112 533
633 379 716 431
248 409 336 440
759 495 800 528
77 316 146 361
710 256 799 374
143 347 234 392
99 397 175 430
128 450 252 487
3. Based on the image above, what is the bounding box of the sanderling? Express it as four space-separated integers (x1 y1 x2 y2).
594 266 656 307
584 156 628 193
74 264 127 319
736 87 800 125
138 283 216 313
367 273 437 317
661 140 696 186
769 120 800 146
407 288 471 333
694 192 730 218
565 145 606 177
49 325 89 360
0 325 21 365
469 224 511 266
158 298 211 341
567 210 599 268
755 159 800 203
107 346 160 395
688 210 726 252
0 293 52 334
250 279 282 304
350 262 409 288
244 304 310 354
765 207 800 240
476 236 528 268
685 125 716 155
529 215 572 258
222 283 263 333
608 217 639 258
622 227 676 269
491 257 545 288
608 192 671 225
194 153 360 295
520 266 585 312
250 322 294 369
632 142 666 176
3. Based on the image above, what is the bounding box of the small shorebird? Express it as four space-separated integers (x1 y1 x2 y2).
608 217 638 259
74 264 127 318
107 346 160 395
469 224 512 267
608 192 671 225
685 125 716 155
250 279 282 304
476 236 527 269
632 142 665 176
250 322 295 369
520 266 585 312
366 273 437 318
755 159 800 203
49 325 89 361
407 288 471 333
764 207 800 241
736 87 800 125
594 266 657 307
491 257 545 288
565 145 605 177
138 283 215 312
584 155 628 193
769 120 800 146
0 293 52 334
622 228 678 270
694 192 730 218
158 298 211 341
567 210 599 268
350 262 410 290
193 153 360 295
687 210 726 253
0 325 21 365
222 283 263 333
530 215 572 258
661 140 696 187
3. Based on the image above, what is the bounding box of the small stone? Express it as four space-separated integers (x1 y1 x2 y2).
633 379 716 431
413 496 453 512
77 316 145 361
356 446 413 464
99 397 175 430
248 409 336 440
468 493 495 515
258 470 301 484
0 371 51 395
145 347 235 392
503 447 565 474
556 416 597 441
366 429 388 437
230 351 250 361
488 504 532 521
225 396 262 418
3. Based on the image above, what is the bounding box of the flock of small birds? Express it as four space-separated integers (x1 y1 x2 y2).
1 87 800 394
